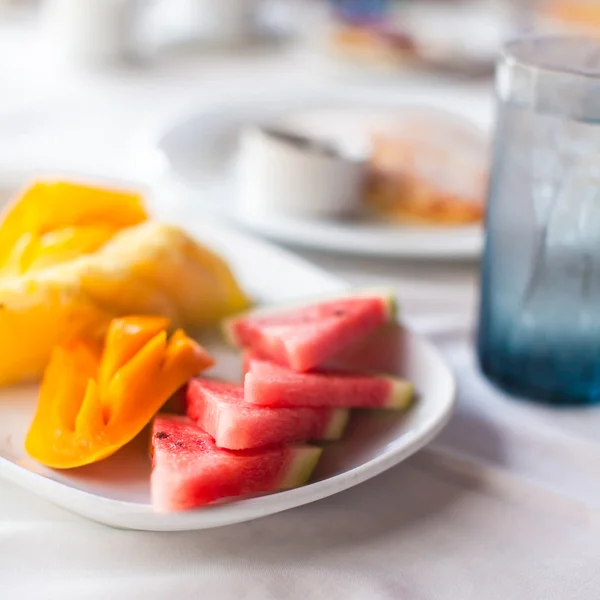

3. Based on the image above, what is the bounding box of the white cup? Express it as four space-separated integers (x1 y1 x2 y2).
191 0 262 43
237 126 368 220
42 0 142 68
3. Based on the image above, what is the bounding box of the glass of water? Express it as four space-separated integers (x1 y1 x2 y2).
478 36 600 405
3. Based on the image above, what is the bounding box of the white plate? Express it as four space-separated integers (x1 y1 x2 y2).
0 181 456 531
152 92 491 260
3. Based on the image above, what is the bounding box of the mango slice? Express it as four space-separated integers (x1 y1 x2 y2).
0 181 147 275
25 316 214 469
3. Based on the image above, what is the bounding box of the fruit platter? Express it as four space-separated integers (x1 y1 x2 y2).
0 177 456 531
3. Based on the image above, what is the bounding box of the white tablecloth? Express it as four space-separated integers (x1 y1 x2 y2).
1 18 600 600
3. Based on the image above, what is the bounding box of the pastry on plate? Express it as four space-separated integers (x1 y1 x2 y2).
365 108 488 226
536 1 600 35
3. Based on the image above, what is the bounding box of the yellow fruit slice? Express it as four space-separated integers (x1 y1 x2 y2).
25 316 214 469
0 222 249 386
0 277 108 386
77 222 250 328
0 181 147 273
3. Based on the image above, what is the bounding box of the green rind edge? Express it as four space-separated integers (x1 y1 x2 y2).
384 377 415 409
280 446 323 489
323 409 351 440
385 293 399 322
221 316 241 348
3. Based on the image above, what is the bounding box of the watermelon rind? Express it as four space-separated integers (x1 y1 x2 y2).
323 409 350 441
385 377 415 409
279 446 323 489
384 294 398 322
221 287 398 348
221 316 239 347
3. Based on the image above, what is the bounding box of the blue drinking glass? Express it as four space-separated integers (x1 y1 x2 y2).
478 36 600 405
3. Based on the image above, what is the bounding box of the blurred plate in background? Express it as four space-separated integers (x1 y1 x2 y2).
152 89 493 260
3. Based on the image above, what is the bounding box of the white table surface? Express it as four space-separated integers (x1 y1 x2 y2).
1 16 600 600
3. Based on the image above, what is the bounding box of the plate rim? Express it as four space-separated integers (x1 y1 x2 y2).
0 323 456 531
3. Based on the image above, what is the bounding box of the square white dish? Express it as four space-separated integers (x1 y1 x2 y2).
0 184 456 531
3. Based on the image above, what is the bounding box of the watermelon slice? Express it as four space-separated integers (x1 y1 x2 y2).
223 289 396 372
186 378 349 450
151 415 322 512
327 323 405 374
244 356 413 409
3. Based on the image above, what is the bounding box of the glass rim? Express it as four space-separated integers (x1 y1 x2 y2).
501 35 600 81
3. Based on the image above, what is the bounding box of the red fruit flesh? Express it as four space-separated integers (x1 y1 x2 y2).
151 415 320 512
327 323 404 374
226 294 393 372
187 378 347 450
244 357 413 409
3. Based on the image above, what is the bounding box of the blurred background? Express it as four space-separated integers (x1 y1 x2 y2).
0 0 595 181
